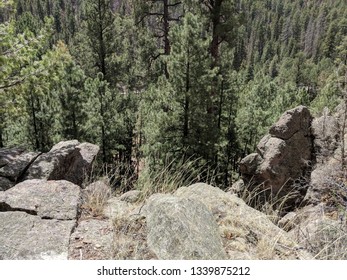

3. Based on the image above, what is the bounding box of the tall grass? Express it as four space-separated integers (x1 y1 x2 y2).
136 156 216 199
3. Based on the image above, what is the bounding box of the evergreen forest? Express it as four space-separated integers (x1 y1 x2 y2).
1 0 347 189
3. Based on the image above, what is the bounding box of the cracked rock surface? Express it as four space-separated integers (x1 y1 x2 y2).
0 180 81 260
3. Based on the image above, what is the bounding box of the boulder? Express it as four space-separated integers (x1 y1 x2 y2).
0 179 80 220
145 193 227 260
269 105 311 140
84 180 112 200
0 179 81 260
120 190 142 203
23 140 99 186
175 183 312 260
0 211 75 260
64 142 100 186
23 140 79 181
239 106 313 195
312 109 339 161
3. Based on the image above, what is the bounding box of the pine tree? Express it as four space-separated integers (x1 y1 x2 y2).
135 0 183 78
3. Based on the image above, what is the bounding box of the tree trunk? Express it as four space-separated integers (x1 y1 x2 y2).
30 90 40 150
0 127 3 148
210 0 223 68
183 53 190 143
163 0 170 78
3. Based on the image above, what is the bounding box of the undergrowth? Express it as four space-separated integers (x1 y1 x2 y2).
135 156 218 199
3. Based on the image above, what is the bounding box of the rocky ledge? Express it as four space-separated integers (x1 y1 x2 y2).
0 105 346 260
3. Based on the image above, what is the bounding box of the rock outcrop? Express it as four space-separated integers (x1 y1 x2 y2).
0 140 99 191
175 183 311 260
24 140 99 186
239 106 313 197
1 102 346 261
304 107 345 204
0 180 80 260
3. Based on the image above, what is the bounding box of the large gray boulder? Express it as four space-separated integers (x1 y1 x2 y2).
23 140 79 181
240 106 313 195
0 179 81 260
0 179 80 220
145 193 227 260
64 142 101 186
23 140 99 186
175 183 312 260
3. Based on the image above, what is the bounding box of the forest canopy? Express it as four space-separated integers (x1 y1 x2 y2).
1 0 346 188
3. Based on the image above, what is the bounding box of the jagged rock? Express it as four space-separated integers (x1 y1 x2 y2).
239 153 260 175
120 190 142 203
312 109 340 161
269 106 312 140
240 106 313 195
23 140 99 186
0 211 75 260
175 183 312 260
145 193 227 260
68 219 113 260
23 140 79 181
0 179 80 220
64 142 100 186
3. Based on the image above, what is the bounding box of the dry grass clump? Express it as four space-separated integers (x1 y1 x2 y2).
293 215 347 260
81 180 112 218
311 222 347 260
136 157 205 200
112 216 157 260
237 182 305 224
